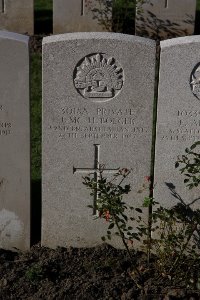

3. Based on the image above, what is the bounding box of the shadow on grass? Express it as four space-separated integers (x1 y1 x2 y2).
34 9 53 34
31 179 41 245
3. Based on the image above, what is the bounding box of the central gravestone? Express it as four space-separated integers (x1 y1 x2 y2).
42 33 156 248
135 0 196 40
53 0 112 33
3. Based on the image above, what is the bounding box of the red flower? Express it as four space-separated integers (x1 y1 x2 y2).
105 210 110 222
144 176 151 182
128 240 133 245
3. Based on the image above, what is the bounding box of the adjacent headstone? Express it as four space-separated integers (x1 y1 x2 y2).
154 36 200 211
135 0 196 40
0 0 33 34
0 31 30 250
42 32 156 249
53 0 112 34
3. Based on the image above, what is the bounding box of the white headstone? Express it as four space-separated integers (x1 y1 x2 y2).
0 31 30 250
154 36 200 211
42 32 156 249
135 0 196 39
0 0 33 34
53 0 112 34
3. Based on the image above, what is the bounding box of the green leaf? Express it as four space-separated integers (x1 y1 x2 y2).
143 197 151 207
108 223 114 230
124 185 131 193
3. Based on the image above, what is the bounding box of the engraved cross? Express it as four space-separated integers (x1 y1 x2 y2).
81 0 85 16
0 0 5 13
73 144 119 215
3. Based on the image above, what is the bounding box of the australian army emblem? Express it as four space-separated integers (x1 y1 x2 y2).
190 63 200 100
74 53 124 101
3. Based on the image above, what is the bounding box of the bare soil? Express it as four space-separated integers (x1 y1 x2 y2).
0 243 199 300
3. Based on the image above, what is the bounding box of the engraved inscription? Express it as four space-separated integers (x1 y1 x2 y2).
49 106 149 140
0 122 12 136
74 53 124 101
0 105 12 136
160 110 200 142
190 63 200 100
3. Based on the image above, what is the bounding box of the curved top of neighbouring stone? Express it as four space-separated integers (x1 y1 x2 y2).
161 35 200 49
43 32 156 48
0 30 29 44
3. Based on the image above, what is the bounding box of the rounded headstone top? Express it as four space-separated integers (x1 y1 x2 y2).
0 30 29 44
43 32 156 48
161 36 200 49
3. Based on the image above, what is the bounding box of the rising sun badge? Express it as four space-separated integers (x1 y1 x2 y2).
74 53 124 101
190 63 200 100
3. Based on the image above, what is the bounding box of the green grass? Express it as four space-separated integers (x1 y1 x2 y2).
31 54 42 181
30 53 42 244
34 0 52 34
35 0 52 12
197 0 200 11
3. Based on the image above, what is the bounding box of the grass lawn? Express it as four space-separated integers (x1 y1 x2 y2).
34 0 53 34
197 0 200 11
31 54 42 182
35 0 52 11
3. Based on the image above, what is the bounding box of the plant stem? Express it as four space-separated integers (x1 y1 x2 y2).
113 215 143 284
168 223 198 274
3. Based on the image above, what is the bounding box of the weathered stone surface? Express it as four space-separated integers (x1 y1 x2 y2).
154 36 200 210
42 32 156 249
53 0 112 34
135 0 196 40
0 0 33 34
0 31 30 250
